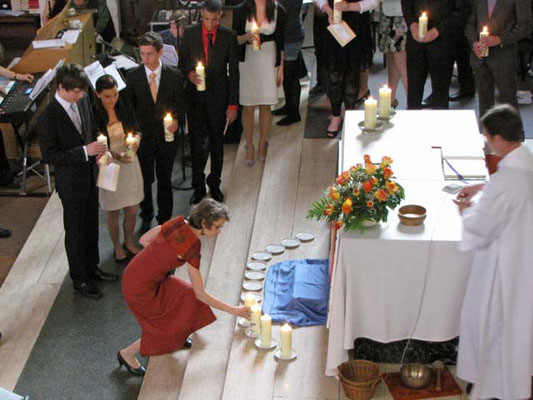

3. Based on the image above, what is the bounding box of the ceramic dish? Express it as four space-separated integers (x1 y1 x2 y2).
281 238 300 248
266 244 285 254
240 292 262 303
274 348 297 361
295 232 315 242
398 204 427 226
252 251 272 261
245 271 266 280
247 261 267 271
242 281 263 291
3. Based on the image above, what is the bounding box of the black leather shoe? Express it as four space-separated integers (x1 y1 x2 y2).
276 115 301 126
210 187 224 203
309 85 324 96
117 351 146 376
73 281 102 299
190 190 206 205
0 228 12 238
182 337 193 349
421 93 433 108
92 267 119 282
355 89 370 107
449 90 475 102
272 106 289 116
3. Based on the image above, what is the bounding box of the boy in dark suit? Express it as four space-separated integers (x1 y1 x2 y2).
179 0 239 204
126 32 188 229
38 64 118 299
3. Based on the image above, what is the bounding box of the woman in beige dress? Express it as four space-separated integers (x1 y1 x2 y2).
94 75 144 263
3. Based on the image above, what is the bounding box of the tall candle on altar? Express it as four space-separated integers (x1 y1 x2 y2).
195 62 206 91
163 113 174 142
125 132 136 158
333 0 342 24
244 293 256 322
418 12 428 39
280 323 292 358
260 314 272 346
364 97 377 129
480 26 489 57
251 22 261 51
251 303 262 336
378 85 392 118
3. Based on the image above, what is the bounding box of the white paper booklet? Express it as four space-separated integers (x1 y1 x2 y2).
327 21 356 47
84 61 126 91
32 39 66 49
97 162 120 192
161 44 179 66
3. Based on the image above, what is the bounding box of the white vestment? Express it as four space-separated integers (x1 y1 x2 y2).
457 145 533 400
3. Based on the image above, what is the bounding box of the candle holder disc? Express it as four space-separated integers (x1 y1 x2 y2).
238 317 251 328
358 120 385 133
274 348 297 361
255 338 277 350
245 327 260 338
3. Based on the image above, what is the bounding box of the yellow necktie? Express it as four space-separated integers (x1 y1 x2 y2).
149 72 157 102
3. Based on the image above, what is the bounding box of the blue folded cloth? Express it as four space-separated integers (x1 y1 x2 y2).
262 259 329 327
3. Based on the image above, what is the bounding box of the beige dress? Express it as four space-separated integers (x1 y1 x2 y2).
99 122 144 211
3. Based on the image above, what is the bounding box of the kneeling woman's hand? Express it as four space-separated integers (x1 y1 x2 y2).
234 306 251 319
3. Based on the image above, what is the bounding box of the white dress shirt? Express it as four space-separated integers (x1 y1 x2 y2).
55 92 88 161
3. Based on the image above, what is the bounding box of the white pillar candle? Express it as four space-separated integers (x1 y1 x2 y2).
260 314 272 346
251 22 261 51
280 323 292 358
244 293 256 322
251 303 262 336
378 85 392 118
125 132 137 158
163 113 174 142
195 62 206 91
418 12 428 39
480 26 489 57
97 133 107 145
364 97 377 130
333 0 342 24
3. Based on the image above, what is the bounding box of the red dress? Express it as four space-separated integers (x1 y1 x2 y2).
122 216 216 356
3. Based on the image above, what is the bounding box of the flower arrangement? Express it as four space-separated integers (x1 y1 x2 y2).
307 155 405 231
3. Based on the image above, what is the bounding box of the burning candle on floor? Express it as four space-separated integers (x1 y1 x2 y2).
378 85 392 118
244 293 256 322
260 313 272 346
251 303 261 336
364 97 377 130
280 323 292 358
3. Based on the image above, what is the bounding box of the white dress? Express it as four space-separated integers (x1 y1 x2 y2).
239 12 278 106
456 145 533 400
99 122 144 211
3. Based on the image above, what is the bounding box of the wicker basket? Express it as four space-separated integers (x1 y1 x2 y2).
337 360 381 400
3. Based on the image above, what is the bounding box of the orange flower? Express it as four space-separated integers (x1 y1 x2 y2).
380 156 393 168
353 188 360 196
349 166 358 173
374 189 388 201
336 171 350 186
341 198 353 214
329 186 340 201
367 200 374 208
363 154 371 164
334 220 343 230
383 167 393 179
386 181 399 193
365 163 377 175
323 204 335 216
369 177 377 186
362 181 373 193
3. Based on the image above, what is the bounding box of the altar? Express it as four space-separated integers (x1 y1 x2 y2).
325 110 485 376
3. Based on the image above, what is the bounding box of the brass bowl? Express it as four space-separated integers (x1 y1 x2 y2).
400 363 433 389
398 205 427 226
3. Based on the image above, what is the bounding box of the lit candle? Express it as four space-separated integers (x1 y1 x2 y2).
244 293 256 323
163 113 174 142
125 132 137 158
378 85 392 118
251 303 262 336
260 314 272 346
364 97 377 130
97 133 107 145
251 22 261 51
280 323 292 358
195 62 206 91
419 12 428 39
333 0 342 24
480 26 489 57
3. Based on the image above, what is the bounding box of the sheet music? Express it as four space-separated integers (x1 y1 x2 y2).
32 39 66 49
161 44 179 66
103 64 126 91
62 29 81 44
112 55 139 70
85 61 127 91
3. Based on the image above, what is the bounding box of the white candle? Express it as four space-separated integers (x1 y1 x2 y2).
195 62 206 91
260 314 272 346
244 293 256 322
97 133 107 145
163 113 174 142
251 303 262 336
480 26 489 57
125 132 137 158
280 323 292 358
333 0 342 24
364 97 377 130
378 85 392 118
251 22 261 51
419 12 428 39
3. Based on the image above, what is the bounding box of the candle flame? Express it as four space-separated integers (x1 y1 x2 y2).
127 132 133 138
197 61 203 67
252 21 258 29
164 113 172 121
422 11 427 18
382 84 389 89
482 26 488 33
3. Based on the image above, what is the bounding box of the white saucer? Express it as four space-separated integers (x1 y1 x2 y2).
252 251 272 261
295 232 315 242
281 238 300 248
245 327 260 338
254 338 277 350
240 292 262 303
266 244 285 254
274 348 297 361
242 281 263 291
358 120 385 133
238 317 251 328
247 261 267 271
245 270 266 280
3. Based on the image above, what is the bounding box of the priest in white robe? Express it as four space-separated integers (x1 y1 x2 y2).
454 104 533 400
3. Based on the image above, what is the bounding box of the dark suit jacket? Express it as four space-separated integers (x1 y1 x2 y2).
125 64 187 146
465 0 532 67
38 95 97 201
179 23 239 111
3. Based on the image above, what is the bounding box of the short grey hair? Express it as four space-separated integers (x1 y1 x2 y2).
188 198 230 229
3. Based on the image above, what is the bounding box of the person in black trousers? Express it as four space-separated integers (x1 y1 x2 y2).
450 27 476 101
179 0 239 205
401 0 471 109
125 32 188 231
38 64 118 299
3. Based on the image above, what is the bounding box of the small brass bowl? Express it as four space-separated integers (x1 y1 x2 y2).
400 363 433 389
398 205 427 226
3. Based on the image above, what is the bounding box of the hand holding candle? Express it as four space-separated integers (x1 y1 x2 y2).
260 314 272 346
251 303 262 336
195 62 206 91
97 133 107 146
378 85 392 119
280 323 292 358
364 97 377 130
163 113 174 142
244 293 256 322
418 12 428 40
251 22 261 51
480 26 489 57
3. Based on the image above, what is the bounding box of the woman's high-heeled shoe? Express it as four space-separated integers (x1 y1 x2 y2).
123 242 140 256
117 351 146 376
243 144 256 166
258 141 269 162
391 98 399 109
114 251 128 264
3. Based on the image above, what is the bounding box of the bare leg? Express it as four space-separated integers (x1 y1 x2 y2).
392 51 408 98
242 105 256 162
123 205 141 254
358 70 369 98
258 105 271 161
107 210 126 259
327 115 342 133
386 52 401 102
120 338 142 368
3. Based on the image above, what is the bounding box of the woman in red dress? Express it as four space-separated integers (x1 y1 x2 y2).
118 199 250 376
